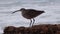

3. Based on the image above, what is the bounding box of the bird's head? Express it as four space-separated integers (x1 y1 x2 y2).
20 8 26 11
12 8 25 14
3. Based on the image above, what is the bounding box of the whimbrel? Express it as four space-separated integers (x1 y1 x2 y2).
12 8 45 27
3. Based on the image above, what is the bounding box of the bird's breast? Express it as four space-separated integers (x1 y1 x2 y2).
21 11 32 19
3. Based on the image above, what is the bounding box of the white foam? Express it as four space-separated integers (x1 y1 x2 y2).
0 0 60 33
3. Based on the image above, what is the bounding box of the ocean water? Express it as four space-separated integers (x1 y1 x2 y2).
0 0 60 34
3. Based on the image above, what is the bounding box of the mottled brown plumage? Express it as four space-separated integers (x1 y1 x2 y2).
12 8 45 27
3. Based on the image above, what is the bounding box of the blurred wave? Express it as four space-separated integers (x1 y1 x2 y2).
0 0 60 33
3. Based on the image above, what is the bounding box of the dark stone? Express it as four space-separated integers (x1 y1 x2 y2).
3 24 60 34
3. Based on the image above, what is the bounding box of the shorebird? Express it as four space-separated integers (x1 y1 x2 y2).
12 8 45 27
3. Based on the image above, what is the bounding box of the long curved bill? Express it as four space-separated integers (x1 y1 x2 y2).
12 10 20 14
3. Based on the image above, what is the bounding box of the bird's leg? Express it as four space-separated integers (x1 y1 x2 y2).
32 18 35 27
30 19 32 27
